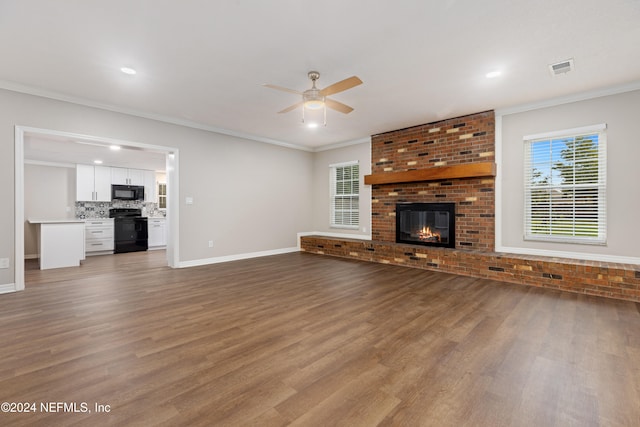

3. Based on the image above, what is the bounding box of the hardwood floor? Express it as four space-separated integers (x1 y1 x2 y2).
1 251 639 426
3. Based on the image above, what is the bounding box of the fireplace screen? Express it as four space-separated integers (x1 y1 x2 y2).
396 203 455 248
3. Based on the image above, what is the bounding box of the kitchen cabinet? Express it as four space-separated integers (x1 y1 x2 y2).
143 170 156 202
111 167 145 185
76 164 112 201
148 218 166 248
85 218 114 255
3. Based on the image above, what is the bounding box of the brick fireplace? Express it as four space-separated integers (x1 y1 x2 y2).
300 110 640 302
369 110 495 251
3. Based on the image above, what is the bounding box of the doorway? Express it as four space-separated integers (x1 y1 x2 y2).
14 126 180 291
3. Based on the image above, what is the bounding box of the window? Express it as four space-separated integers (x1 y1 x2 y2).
157 182 167 210
524 124 606 244
330 161 359 229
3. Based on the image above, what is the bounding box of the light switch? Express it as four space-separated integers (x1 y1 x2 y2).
0 258 9 269
185 197 194 205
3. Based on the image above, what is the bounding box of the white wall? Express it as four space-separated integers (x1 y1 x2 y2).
499 89 640 262
0 88 314 288
24 163 76 257
311 141 371 236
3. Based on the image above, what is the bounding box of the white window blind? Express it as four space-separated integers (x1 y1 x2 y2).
330 162 359 229
523 124 606 244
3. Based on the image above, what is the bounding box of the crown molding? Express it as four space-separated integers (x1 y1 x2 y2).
0 80 317 152
312 136 371 152
495 80 640 117
24 159 76 169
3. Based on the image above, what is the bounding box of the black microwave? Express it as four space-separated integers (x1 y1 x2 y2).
112 184 145 201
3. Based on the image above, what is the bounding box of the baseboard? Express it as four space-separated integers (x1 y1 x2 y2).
177 247 299 268
0 283 17 294
496 245 640 266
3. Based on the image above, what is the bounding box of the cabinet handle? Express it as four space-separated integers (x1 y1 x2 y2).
91 243 103 246
91 230 103 234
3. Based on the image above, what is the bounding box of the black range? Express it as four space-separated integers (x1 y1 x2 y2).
109 208 148 254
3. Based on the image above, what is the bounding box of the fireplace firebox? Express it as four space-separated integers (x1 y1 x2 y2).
396 203 455 248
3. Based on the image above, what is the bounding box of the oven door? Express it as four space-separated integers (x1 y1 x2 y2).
114 218 148 253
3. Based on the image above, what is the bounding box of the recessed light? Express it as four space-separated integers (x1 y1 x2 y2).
120 67 137 75
486 71 501 79
110 145 121 151
94 160 103 164
307 122 319 129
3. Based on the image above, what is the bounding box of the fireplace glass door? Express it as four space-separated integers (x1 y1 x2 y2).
396 203 455 248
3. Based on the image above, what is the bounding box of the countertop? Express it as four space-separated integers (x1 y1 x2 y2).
29 219 85 224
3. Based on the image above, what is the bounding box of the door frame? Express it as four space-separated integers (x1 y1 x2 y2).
14 125 180 291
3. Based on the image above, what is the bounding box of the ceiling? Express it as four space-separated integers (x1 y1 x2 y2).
24 134 167 172
2 0 640 154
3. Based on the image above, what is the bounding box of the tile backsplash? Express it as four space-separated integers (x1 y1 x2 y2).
75 201 166 219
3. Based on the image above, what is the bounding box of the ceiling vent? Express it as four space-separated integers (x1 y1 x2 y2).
549 58 575 76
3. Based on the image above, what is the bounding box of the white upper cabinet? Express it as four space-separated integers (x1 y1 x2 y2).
94 166 112 201
112 167 145 185
76 164 112 201
143 170 156 202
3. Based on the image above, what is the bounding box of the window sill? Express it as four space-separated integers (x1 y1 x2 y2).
330 225 359 231
524 235 606 246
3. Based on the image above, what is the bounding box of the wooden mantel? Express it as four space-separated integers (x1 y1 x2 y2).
364 162 496 185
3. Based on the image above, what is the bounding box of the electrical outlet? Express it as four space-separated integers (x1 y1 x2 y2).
208 241 213 248
0 258 9 269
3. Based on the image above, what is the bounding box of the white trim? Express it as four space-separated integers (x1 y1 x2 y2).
495 245 640 266
495 81 640 116
329 159 359 168
25 254 38 260
24 159 76 169
0 81 378 154
314 137 371 152
177 247 299 268
496 81 640 117
0 81 315 152
523 123 607 141
14 127 25 291
166 151 180 268
0 283 17 294
297 231 372 249
330 225 359 230
17 126 174 153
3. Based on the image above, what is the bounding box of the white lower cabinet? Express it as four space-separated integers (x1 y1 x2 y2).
85 219 114 255
148 218 166 248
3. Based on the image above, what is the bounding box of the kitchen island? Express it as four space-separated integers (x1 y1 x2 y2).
29 219 86 270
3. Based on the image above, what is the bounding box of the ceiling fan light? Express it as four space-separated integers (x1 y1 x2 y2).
304 99 325 110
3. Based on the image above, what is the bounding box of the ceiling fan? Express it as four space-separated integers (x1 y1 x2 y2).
263 71 362 126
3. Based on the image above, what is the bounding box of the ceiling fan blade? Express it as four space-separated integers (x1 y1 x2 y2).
319 76 362 96
278 102 303 114
262 84 302 95
325 98 354 114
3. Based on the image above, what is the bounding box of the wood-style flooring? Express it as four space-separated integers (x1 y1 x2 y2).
1 251 639 426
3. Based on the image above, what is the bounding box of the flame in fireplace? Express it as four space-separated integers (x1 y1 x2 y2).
418 226 440 242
